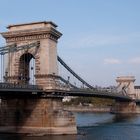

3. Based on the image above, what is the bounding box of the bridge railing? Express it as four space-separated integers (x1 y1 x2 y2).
0 82 42 91
45 74 128 97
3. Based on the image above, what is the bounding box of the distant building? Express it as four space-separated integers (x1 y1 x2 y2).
62 96 75 102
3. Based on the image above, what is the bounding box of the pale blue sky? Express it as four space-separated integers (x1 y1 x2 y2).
0 0 140 86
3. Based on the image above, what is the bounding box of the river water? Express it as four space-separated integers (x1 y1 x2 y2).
0 112 140 140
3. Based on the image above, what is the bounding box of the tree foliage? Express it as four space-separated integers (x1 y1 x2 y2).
63 97 114 107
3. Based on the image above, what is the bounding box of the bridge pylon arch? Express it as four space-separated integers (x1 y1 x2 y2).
19 52 35 84
1 21 62 90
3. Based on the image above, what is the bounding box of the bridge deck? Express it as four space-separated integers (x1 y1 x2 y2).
43 89 132 101
0 83 43 93
0 83 134 101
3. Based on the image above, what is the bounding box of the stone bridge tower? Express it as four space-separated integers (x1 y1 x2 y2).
116 76 136 99
111 76 138 114
0 21 77 135
1 21 62 90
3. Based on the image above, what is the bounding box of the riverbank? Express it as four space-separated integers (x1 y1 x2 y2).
64 106 111 112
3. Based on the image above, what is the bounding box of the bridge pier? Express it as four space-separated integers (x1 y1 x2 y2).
0 96 77 135
111 100 140 114
110 76 140 114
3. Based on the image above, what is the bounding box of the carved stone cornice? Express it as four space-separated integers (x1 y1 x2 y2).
1 27 62 43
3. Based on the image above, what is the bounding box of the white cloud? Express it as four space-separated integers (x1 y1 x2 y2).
104 58 121 64
129 57 140 64
64 32 140 49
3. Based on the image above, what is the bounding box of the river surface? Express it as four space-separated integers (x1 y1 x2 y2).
0 112 140 140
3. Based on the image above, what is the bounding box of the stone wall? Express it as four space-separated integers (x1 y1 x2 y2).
0 97 77 135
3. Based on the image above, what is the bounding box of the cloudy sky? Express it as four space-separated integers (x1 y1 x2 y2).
0 0 140 86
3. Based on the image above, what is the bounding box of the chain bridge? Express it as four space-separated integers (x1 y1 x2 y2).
0 21 139 135
0 41 133 101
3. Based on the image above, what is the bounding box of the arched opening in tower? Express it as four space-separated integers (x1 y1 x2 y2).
19 53 35 85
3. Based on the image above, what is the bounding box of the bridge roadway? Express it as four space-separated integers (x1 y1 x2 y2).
0 82 137 102
0 83 42 96
45 89 133 101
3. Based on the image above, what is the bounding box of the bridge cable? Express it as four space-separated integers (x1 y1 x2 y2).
57 56 94 89
1 55 2 81
58 76 78 89
8 52 10 83
2 54 4 82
